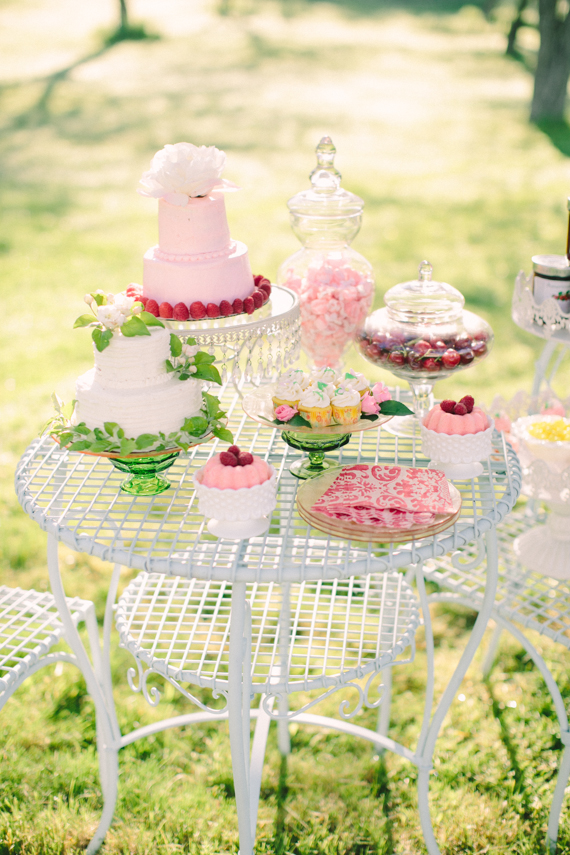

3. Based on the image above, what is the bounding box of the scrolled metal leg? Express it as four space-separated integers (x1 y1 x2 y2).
417 530 499 855
47 534 119 852
228 582 253 855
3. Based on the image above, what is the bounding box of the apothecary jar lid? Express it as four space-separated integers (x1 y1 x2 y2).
384 260 465 324
286 137 364 245
532 254 570 279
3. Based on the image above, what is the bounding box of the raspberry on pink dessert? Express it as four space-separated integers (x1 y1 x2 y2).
423 399 490 436
200 448 272 489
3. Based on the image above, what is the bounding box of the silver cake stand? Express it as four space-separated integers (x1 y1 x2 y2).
164 285 301 391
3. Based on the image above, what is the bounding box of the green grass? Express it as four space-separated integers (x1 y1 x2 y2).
0 0 569 851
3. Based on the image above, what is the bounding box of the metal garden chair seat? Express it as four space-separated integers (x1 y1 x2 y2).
0 584 96 710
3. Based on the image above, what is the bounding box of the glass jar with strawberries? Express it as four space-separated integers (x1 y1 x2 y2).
276 137 374 370
357 261 493 430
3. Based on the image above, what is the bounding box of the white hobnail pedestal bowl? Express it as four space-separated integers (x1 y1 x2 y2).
193 465 277 540
420 420 494 481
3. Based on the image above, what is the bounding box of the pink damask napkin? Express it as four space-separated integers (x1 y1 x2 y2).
312 464 454 528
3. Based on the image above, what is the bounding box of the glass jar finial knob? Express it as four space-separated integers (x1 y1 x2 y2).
418 260 433 282
310 136 341 191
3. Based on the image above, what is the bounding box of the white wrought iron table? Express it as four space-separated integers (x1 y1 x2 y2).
15 388 521 854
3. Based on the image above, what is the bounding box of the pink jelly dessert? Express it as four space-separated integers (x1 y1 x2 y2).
423 396 490 435
200 446 272 489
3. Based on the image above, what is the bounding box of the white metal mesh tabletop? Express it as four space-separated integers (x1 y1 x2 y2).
15 388 522 583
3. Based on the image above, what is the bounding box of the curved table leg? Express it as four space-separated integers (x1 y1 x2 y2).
417 529 499 855
47 534 119 852
228 582 253 855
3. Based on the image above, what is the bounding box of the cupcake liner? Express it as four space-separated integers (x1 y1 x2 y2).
331 404 361 425
299 404 333 428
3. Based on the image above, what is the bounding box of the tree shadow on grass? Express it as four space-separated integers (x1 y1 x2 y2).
0 25 159 132
281 0 490 17
534 120 570 158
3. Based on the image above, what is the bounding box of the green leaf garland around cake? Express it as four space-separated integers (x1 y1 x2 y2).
47 391 232 455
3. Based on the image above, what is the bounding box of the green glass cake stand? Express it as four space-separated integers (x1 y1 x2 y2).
242 387 393 479
108 449 182 495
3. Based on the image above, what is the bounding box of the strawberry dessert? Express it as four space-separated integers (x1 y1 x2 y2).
422 396 490 435
421 395 494 478
199 445 273 489
193 445 277 538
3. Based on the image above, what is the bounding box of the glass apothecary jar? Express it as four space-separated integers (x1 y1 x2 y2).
357 261 493 424
277 137 374 369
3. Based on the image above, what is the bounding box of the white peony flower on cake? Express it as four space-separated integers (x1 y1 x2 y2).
139 142 226 204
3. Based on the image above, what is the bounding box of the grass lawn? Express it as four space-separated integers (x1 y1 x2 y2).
0 0 569 851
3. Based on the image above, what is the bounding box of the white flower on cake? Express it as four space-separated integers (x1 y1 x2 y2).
139 142 226 204
96 293 136 331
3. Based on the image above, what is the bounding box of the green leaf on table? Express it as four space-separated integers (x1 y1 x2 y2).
192 363 222 384
69 440 92 451
360 413 379 422
212 426 233 444
202 392 223 419
165 359 176 373
90 292 107 307
92 328 113 352
74 314 96 328
119 438 137 456
62 400 77 421
135 433 158 450
139 311 164 328
379 400 414 416
183 416 209 436
273 413 312 428
104 422 120 437
121 315 150 337
89 440 113 453
194 351 215 364
74 423 91 436
170 334 182 357
186 337 197 346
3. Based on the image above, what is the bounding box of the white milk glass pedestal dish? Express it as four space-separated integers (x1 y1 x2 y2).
193 466 277 539
421 420 495 481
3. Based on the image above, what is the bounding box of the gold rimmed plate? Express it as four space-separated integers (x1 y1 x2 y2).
296 465 462 544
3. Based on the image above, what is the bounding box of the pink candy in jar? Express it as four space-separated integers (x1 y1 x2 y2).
283 259 374 368
277 137 375 369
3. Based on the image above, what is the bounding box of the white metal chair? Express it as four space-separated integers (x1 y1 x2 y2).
0 585 115 854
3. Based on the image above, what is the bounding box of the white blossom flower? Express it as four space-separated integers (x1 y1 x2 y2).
139 142 226 200
182 343 200 358
131 303 143 314
97 304 123 330
114 293 135 316
83 293 93 305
